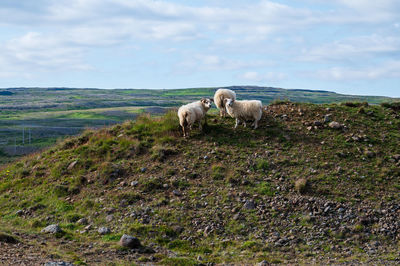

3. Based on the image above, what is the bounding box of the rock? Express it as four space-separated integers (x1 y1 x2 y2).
84 224 92 230
119 234 141 249
295 178 308 194
392 154 400 162
45 262 74 266
106 215 114 222
233 213 240 220
67 160 78 170
41 224 62 234
98 227 111 235
140 167 147 173
15 210 24 216
131 181 139 186
243 200 256 210
365 150 375 158
0 233 18 244
329 121 342 129
324 114 332 123
313 121 322 126
257 260 270 266
77 218 88 225
173 190 182 196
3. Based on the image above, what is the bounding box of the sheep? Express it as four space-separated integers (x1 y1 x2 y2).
177 98 213 137
213 88 236 117
225 98 262 129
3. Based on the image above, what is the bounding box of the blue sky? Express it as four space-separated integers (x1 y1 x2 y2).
0 0 399 97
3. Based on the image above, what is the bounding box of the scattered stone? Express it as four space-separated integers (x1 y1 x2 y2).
313 121 322 126
365 150 375 158
140 167 147 173
233 213 241 220
45 262 74 266
41 224 62 234
15 210 24 216
257 260 270 266
105 215 114 223
77 218 88 225
324 114 332 123
67 160 78 170
329 121 342 129
131 181 139 186
119 234 141 249
392 154 400 162
84 224 92 231
0 233 18 244
98 227 111 235
295 178 308 194
173 190 182 196
243 200 256 210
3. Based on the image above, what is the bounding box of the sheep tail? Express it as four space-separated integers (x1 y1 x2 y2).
182 111 189 127
219 95 225 108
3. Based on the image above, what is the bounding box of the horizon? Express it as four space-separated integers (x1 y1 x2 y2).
0 1 399 97
1 85 398 98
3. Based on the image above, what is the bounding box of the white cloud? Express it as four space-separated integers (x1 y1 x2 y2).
313 60 400 81
0 32 91 78
300 35 400 62
174 54 266 74
240 71 286 82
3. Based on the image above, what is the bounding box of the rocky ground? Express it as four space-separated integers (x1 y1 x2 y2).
0 101 400 265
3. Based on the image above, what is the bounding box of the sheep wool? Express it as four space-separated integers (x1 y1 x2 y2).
225 99 262 129
177 98 212 137
213 89 236 117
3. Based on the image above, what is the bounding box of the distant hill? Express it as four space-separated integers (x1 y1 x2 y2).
1 86 397 112
0 102 399 264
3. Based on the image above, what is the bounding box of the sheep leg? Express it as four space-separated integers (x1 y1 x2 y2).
182 125 187 137
253 120 259 129
234 118 239 129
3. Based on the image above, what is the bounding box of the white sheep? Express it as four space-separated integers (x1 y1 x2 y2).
177 98 213 137
213 89 236 117
225 98 263 129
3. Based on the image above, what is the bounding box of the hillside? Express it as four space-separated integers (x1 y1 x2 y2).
0 86 398 165
1 101 400 265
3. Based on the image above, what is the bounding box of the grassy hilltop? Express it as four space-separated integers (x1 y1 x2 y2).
0 101 400 264
0 86 397 165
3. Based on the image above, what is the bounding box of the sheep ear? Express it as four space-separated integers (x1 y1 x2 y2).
200 98 205 103
209 98 214 102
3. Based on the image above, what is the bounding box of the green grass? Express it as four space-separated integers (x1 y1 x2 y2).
0 101 400 264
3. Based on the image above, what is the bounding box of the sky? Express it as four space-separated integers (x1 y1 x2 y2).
0 0 399 97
